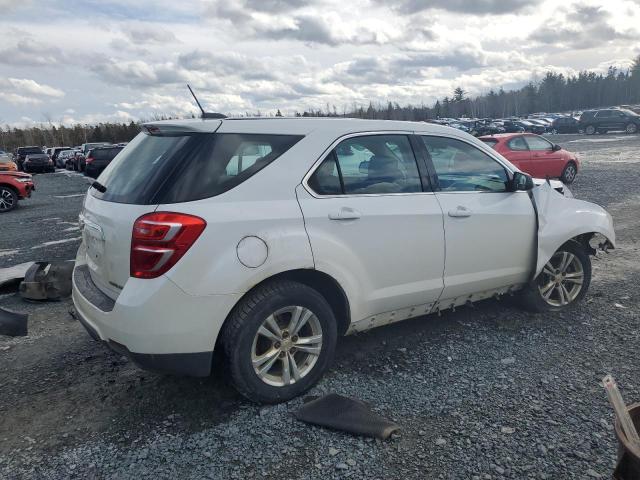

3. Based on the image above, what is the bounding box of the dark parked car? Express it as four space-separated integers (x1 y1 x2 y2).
57 149 76 169
579 108 640 135
68 151 85 171
23 154 54 173
498 120 525 133
513 120 546 135
550 116 582 134
14 146 44 171
468 120 505 137
50 147 72 167
84 146 124 178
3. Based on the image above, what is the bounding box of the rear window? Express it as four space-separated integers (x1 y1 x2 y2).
94 132 303 204
90 148 122 161
479 139 498 149
18 147 43 155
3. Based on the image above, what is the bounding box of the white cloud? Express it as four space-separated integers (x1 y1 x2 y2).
0 0 639 124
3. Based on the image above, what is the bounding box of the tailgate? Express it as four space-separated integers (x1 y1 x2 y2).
81 193 156 300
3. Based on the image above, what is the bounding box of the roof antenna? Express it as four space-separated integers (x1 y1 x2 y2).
187 84 226 119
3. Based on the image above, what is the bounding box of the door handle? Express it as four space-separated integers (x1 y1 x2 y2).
448 206 472 218
328 207 361 221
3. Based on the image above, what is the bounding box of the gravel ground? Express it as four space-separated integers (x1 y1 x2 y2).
0 134 639 479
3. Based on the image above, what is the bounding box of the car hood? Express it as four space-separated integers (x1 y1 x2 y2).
533 178 572 198
0 171 32 179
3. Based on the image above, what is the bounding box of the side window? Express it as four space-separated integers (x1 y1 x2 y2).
421 136 508 193
507 137 528 151
307 154 341 195
524 136 552 151
308 135 422 195
226 142 272 176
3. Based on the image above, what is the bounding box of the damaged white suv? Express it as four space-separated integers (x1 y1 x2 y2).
72 118 615 403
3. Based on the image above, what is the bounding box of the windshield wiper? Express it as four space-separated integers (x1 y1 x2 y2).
91 181 107 193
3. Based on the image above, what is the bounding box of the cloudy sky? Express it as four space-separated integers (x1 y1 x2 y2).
1 0 639 126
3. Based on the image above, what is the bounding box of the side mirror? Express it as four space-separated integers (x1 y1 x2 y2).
359 160 369 174
552 144 561 151
511 171 534 191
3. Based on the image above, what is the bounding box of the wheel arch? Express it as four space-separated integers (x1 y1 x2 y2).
0 183 19 197
536 229 614 278
217 268 351 351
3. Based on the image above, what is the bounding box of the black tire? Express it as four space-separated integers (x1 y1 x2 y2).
221 280 337 403
518 241 591 313
560 162 577 184
0 186 18 213
626 123 638 134
584 125 596 135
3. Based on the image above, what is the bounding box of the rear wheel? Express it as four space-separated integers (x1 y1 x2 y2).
561 162 577 184
626 123 638 134
0 186 17 212
584 125 596 135
519 241 591 313
222 280 337 403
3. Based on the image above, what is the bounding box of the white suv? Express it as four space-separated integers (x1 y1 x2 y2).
72 118 615 403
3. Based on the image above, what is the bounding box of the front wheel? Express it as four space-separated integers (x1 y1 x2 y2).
585 125 596 135
519 241 591 313
0 186 18 212
561 162 577 184
221 280 337 403
626 123 638 134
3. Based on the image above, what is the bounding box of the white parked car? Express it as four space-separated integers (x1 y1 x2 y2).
72 118 615 403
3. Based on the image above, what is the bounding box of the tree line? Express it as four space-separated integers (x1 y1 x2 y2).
1 56 639 152
297 55 640 121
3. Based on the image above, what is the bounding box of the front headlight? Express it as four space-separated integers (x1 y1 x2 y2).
15 177 32 183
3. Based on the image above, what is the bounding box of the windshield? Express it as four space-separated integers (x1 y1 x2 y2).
94 132 303 204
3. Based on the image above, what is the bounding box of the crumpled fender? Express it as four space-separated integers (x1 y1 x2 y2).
533 182 615 277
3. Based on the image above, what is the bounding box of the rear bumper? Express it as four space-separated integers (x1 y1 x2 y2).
75 308 214 376
72 245 241 377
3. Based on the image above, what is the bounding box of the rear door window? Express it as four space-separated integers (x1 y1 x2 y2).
507 137 528 151
95 132 302 204
308 135 422 195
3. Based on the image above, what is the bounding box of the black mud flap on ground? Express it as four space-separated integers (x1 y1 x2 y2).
294 393 400 439
19 261 74 301
0 307 28 336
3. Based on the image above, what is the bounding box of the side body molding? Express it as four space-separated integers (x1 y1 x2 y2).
533 182 615 277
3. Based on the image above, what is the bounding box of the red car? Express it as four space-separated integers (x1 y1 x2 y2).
479 133 580 184
0 172 35 212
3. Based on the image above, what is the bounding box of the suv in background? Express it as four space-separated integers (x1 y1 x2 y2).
579 109 640 135
82 142 111 156
84 146 124 178
14 146 44 171
72 117 615 403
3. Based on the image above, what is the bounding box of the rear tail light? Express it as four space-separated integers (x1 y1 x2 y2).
130 212 206 279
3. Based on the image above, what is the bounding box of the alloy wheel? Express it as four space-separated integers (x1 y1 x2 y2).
626 123 638 134
538 251 584 307
251 306 323 387
563 164 576 183
0 188 15 211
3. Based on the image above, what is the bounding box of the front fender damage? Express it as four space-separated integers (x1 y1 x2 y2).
533 182 615 278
